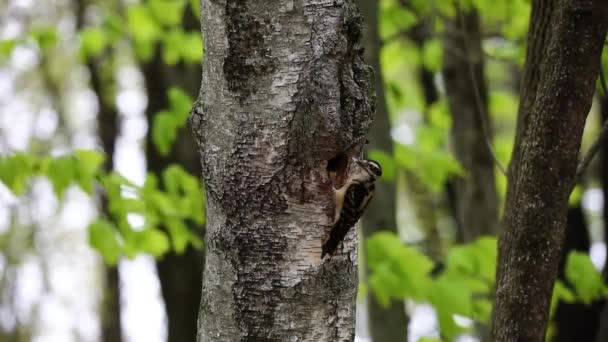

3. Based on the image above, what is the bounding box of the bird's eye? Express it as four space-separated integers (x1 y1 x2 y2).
370 162 382 176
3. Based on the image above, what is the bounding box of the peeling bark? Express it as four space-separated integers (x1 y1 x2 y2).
190 0 374 340
491 0 608 341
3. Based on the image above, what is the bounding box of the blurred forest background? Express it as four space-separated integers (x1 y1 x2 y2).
1 0 608 341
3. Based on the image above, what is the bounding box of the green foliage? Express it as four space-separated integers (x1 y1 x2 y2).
0 39 17 59
0 153 36 195
422 39 442 72
368 149 397 182
565 252 608 305
78 0 202 64
30 26 58 51
367 232 434 306
366 233 607 340
89 219 123 265
418 338 441 342
152 87 193 155
0 151 205 262
80 27 110 59
367 233 494 339
148 0 187 27
379 4 417 40
44 156 78 199
394 101 463 192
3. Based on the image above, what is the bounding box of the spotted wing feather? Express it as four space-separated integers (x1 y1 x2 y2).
322 182 375 257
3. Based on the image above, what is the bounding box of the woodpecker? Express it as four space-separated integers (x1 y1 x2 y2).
322 157 382 258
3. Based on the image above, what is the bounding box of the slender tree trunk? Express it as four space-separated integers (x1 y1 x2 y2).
141 41 203 342
552 205 603 342
491 1 608 341
92 52 123 342
74 1 123 340
191 0 374 339
442 8 498 243
93 65 122 342
357 0 408 341
595 95 608 342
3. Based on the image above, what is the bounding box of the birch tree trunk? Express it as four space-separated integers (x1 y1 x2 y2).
491 0 608 340
190 0 374 340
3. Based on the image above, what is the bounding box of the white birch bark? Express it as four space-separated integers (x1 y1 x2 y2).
190 0 375 340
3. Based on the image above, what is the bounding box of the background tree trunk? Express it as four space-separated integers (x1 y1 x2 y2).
595 95 608 342
357 0 409 340
74 1 123 340
442 8 498 243
491 1 608 341
191 0 374 340
141 32 204 342
552 205 603 342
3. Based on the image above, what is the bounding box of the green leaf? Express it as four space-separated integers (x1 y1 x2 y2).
103 13 125 41
565 251 605 304
550 280 576 318
431 274 474 318
80 27 109 58
89 219 122 265
395 143 463 192
127 4 161 59
0 153 36 195
445 237 497 283
367 232 434 303
379 6 417 40
152 88 193 155
168 87 193 121
151 191 179 217
162 29 184 65
74 150 105 194
0 39 17 58
152 111 178 156
569 185 583 206
31 26 58 51
167 218 190 253
428 101 451 131
368 149 396 182
46 156 76 198
135 229 170 257
422 39 442 72
180 31 203 63
149 0 186 27
190 0 200 17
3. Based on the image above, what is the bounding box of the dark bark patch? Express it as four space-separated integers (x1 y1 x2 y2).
327 152 349 188
224 0 276 102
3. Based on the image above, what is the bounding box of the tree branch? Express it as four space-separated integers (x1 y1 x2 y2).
575 117 608 182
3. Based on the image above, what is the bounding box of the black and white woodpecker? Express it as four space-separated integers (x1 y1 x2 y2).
322 157 382 257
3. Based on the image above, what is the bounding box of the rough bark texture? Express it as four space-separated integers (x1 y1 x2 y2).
357 0 408 340
141 31 204 342
491 1 608 341
552 206 603 342
190 0 374 340
442 9 498 242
